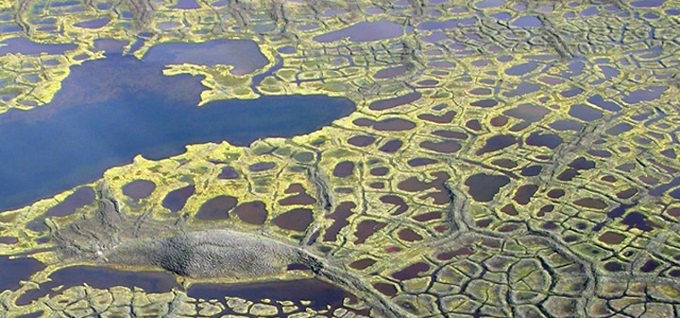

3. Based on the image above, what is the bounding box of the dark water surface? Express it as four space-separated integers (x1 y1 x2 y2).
74 17 110 29
0 37 76 55
15 265 179 305
10 262 355 312
0 257 45 292
0 53 354 212
313 21 402 42
143 39 268 74
188 278 351 311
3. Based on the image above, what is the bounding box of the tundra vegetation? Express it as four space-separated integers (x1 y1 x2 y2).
0 0 679 317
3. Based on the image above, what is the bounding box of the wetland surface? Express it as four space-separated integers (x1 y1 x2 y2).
0 0 678 317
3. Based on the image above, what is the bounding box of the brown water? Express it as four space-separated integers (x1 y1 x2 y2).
272 208 313 231
195 195 238 220
121 180 156 200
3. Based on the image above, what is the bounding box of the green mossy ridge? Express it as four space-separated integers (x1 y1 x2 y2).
1 0 679 317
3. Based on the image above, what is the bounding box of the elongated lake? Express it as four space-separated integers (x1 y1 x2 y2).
0 47 354 212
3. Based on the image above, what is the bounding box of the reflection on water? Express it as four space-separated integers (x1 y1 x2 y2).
0 52 354 212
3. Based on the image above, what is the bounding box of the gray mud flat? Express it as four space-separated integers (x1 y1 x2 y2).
104 230 300 278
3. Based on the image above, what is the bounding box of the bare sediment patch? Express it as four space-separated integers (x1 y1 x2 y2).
103 230 300 279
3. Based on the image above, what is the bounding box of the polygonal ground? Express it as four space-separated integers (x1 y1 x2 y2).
1 0 679 317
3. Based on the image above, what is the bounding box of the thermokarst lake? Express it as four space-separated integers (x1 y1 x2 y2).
0 41 354 212
0 0 679 317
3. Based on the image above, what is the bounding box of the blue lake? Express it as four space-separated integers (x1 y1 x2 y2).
0 52 354 212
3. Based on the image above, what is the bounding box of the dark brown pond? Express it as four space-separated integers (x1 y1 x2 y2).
233 201 268 225
347 135 375 147
465 173 510 202
369 92 421 111
121 180 156 200
391 262 429 281
272 208 313 232
354 219 386 244
161 184 195 213
380 195 408 215
323 202 355 242
195 195 238 220
477 134 516 155
420 140 461 153
279 184 316 206
332 161 355 178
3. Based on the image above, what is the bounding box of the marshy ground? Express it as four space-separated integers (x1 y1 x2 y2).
0 0 679 317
